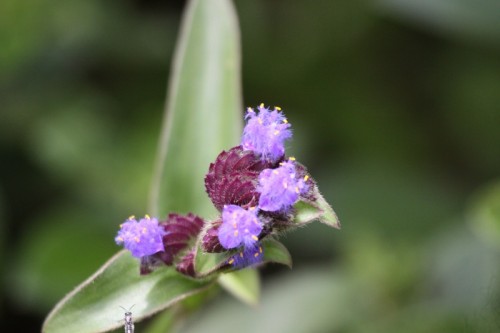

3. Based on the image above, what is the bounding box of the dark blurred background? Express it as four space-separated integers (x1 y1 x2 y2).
2 0 500 332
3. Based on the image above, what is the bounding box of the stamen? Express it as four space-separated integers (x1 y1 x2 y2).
240 252 244 258
128 215 135 220
260 103 264 108
295 187 300 193
283 118 288 123
228 258 235 265
259 246 263 253
274 130 280 135
252 235 259 241
142 228 147 234
145 214 150 219
275 106 282 111
116 236 123 241
273 170 279 174
289 156 296 161
254 252 259 257
304 175 309 181
234 230 239 237
119 224 123 228
134 237 140 243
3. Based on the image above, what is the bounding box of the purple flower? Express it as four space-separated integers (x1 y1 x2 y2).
115 215 165 258
218 205 263 249
241 104 292 162
257 160 309 212
228 242 264 268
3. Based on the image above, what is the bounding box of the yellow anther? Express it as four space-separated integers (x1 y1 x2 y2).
295 187 300 193
228 258 235 265
254 252 259 257
304 175 309 181
145 214 150 219
240 252 244 258
260 103 264 108
289 156 296 161
128 215 135 220
233 222 237 228
252 235 259 241
258 117 263 125
247 107 254 112
249 206 256 211
279 162 285 166
119 224 123 228
274 130 280 135
283 118 288 124
116 236 123 241
273 170 279 174
142 227 147 234
275 106 282 111
234 230 239 237
259 246 263 253
134 237 140 243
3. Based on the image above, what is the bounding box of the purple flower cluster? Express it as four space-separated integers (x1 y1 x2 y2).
241 104 292 163
218 205 264 267
115 215 165 258
219 205 262 249
212 104 310 267
258 160 309 212
117 103 315 275
116 213 204 277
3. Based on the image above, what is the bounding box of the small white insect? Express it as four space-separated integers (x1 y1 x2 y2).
120 305 135 333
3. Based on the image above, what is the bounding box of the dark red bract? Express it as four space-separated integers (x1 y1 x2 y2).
175 249 196 277
140 213 204 275
204 145 278 211
201 219 225 253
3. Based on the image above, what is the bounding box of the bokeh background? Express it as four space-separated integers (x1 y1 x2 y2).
2 0 500 332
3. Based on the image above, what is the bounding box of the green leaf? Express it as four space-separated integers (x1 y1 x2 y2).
293 200 323 226
42 251 213 333
149 0 243 218
294 185 341 229
44 1 244 331
218 269 261 306
194 238 292 277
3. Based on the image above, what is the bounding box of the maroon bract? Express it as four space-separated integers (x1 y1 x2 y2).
201 219 225 253
175 249 196 277
204 145 278 211
139 213 204 275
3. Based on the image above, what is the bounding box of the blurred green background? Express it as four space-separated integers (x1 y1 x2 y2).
2 0 500 332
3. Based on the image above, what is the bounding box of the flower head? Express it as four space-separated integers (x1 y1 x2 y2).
115 215 165 258
241 104 292 162
257 160 309 212
218 205 263 249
